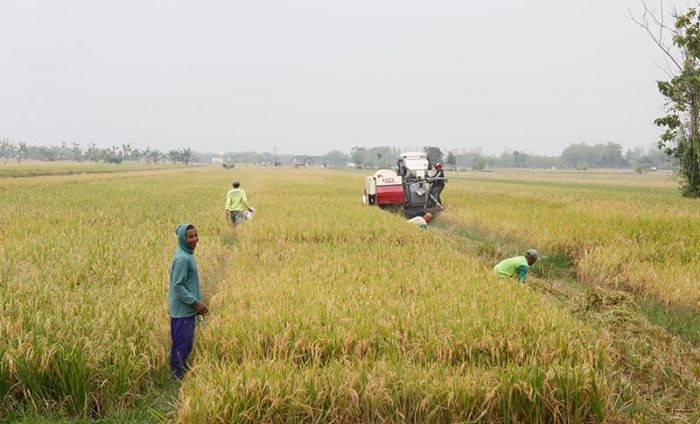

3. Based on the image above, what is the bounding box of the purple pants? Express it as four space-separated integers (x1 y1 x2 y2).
170 316 195 379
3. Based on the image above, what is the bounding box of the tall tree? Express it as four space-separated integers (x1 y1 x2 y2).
71 143 82 161
181 147 193 165
168 149 181 164
17 142 27 162
350 146 369 167
446 151 456 170
473 156 487 171
513 150 529 168
144 147 163 164
423 146 443 165
321 150 350 165
86 143 100 162
633 2 700 196
0 138 15 159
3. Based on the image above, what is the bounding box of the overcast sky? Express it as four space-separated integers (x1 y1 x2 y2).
0 1 692 156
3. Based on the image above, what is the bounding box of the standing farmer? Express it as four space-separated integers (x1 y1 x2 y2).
168 224 208 379
225 179 253 225
493 249 538 284
428 162 447 206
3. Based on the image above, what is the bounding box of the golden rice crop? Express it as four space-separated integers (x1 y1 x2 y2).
0 167 230 417
2 165 698 422
174 169 611 423
0 161 177 178
442 170 700 311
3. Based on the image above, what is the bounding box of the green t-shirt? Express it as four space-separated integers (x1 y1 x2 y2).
225 188 249 212
493 256 529 283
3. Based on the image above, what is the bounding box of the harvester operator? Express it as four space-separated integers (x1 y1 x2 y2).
428 162 446 205
493 249 538 284
225 179 253 225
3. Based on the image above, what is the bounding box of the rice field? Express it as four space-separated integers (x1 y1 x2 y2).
443 169 700 311
1 164 699 423
0 161 183 178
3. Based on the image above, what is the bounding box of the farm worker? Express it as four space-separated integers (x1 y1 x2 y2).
225 179 254 225
428 162 447 205
408 212 433 229
168 223 208 379
493 249 538 284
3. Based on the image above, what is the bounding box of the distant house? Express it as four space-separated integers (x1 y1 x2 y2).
211 157 224 164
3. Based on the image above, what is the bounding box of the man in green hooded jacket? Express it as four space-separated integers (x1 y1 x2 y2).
168 223 208 379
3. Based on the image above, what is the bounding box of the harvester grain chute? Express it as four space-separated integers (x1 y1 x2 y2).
363 151 445 218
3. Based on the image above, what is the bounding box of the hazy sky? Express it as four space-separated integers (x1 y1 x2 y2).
0 1 692 156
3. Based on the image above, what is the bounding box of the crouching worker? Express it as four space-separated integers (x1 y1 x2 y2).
493 249 538 284
169 224 208 379
225 179 254 226
408 212 433 229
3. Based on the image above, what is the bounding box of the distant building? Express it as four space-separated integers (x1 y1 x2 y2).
211 157 224 164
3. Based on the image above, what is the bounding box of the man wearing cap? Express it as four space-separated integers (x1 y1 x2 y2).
225 180 253 225
493 249 538 284
428 162 447 206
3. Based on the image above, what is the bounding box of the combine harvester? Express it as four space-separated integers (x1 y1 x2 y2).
363 152 445 218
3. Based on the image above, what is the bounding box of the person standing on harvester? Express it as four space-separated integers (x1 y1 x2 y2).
168 223 208 379
428 162 447 206
225 179 253 225
493 249 538 284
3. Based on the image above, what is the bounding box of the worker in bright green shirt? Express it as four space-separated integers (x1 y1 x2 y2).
225 179 253 225
493 249 538 284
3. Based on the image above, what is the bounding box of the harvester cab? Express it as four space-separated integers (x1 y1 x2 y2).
397 151 430 181
363 151 444 218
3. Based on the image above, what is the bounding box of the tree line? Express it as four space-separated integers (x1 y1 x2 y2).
345 143 672 172
451 142 671 172
0 139 195 164
1 137 674 172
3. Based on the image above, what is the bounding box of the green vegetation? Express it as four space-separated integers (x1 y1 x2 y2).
634 4 700 196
